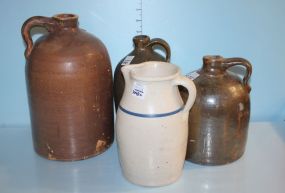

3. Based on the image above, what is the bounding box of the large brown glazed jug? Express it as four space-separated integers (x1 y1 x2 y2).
113 35 171 110
22 14 114 161
181 55 252 165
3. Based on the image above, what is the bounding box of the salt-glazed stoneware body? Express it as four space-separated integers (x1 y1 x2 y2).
181 55 252 165
113 35 171 111
115 61 196 186
21 14 114 161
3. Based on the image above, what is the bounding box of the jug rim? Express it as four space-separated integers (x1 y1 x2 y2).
129 61 180 82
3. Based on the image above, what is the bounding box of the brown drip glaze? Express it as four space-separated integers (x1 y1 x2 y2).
181 55 252 165
22 14 114 161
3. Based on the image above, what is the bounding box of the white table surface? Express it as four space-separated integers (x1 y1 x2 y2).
0 122 284 193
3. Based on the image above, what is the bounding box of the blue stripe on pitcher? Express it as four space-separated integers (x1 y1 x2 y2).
118 105 183 118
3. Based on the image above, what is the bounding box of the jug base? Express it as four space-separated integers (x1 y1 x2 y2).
34 141 113 161
186 151 245 166
122 171 182 187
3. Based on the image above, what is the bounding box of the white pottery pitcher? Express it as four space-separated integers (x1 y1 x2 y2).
115 61 196 186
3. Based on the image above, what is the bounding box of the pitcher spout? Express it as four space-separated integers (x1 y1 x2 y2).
121 63 145 83
121 65 131 83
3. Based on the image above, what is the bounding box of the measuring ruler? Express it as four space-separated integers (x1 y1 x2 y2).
136 0 143 35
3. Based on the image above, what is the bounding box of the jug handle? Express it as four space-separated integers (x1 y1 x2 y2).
21 16 57 59
146 38 171 62
173 76 196 119
223 57 253 92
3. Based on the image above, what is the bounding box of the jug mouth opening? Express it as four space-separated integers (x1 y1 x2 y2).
133 35 150 47
130 61 180 81
53 14 78 21
203 55 224 64
202 55 226 74
53 14 79 28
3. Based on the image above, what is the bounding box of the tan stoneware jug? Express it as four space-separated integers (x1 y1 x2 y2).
181 55 252 165
113 35 171 110
116 61 196 186
22 14 114 161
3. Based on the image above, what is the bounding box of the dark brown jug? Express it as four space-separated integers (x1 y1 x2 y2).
22 14 114 161
113 35 171 110
181 55 252 165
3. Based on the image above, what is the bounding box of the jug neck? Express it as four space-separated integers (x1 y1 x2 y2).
133 35 151 51
202 55 226 75
53 14 79 29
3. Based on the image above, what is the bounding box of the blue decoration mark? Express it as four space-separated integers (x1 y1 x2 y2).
118 105 183 118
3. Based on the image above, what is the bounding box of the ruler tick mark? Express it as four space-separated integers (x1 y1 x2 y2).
136 0 143 35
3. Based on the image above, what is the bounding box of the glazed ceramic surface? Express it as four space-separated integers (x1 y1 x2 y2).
22 14 114 161
113 35 171 110
115 61 196 186
181 55 252 165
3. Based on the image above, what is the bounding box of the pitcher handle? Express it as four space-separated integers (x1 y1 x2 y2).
146 38 171 62
173 76 196 118
21 16 57 59
223 57 252 92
